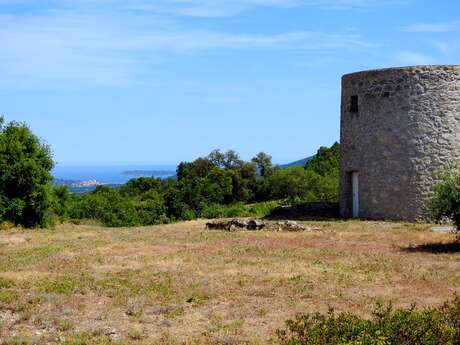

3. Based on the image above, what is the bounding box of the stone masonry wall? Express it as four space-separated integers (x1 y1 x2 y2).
340 65 460 220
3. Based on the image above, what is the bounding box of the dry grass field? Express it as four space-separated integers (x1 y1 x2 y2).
1 219 460 344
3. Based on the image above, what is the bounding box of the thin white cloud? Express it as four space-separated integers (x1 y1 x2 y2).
128 0 403 17
0 6 374 85
402 21 460 33
0 0 404 17
127 0 301 17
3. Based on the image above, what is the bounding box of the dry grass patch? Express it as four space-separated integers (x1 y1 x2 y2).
0 219 459 344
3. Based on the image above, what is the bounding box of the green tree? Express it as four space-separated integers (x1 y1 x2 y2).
252 152 273 177
50 185 72 219
70 186 138 227
135 190 168 225
208 149 243 170
120 177 162 197
258 167 316 202
0 117 54 227
305 142 340 176
428 164 460 231
176 158 214 181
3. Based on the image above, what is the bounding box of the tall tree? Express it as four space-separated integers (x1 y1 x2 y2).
0 117 54 227
208 149 243 170
252 152 273 177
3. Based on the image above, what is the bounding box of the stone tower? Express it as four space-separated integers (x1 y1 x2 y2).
340 65 460 220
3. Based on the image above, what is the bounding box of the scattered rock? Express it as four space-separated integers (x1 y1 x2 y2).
431 226 456 233
161 319 172 327
105 328 120 341
206 219 248 231
273 220 309 232
206 219 316 232
247 219 265 231
125 303 142 316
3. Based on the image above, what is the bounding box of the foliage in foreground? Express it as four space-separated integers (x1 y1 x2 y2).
278 297 460 345
0 116 54 228
429 163 460 231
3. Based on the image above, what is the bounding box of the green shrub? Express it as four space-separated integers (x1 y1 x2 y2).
305 142 340 176
200 201 279 219
258 167 337 203
69 187 139 227
119 177 162 197
200 203 244 219
0 290 19 304
135 190 168 225
199 203 229 219
50 184 72 219
246 200 279 217
277 297 460 345
41 274 94 295
428 164 460 231
0 276 16 289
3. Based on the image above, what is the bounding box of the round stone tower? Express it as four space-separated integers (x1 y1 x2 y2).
340 65 460 220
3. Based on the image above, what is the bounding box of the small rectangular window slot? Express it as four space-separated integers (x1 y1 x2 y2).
350 95 359 113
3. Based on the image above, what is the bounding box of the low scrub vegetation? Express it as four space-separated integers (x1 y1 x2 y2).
429 163 460 232
278 297 460 345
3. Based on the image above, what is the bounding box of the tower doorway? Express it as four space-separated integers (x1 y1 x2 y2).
352 172 359 218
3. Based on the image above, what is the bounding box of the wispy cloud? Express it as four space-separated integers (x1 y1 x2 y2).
0 2 376 85
0 0 404 17
126 0 302 17
122 0 406 17
402 21 460 33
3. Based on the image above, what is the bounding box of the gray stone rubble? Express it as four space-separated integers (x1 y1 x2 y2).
205 219 317 232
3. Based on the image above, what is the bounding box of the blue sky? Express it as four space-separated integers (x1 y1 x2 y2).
1 0 459 166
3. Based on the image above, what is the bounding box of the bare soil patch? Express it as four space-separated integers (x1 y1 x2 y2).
0 220 459 344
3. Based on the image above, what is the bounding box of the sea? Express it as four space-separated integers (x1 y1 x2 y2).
53 165 177 192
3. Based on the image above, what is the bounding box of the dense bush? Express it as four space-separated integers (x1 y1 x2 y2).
69 184 169 227
134 189 168 225
65 145 340 227
200 201 279 219
305 142 340 176
278 297 460 345
119 177 162 197
50 185 73 220
428 164 460 231
0 116 54 227
258 167 319 202
69 186 139 227
257 143 339 203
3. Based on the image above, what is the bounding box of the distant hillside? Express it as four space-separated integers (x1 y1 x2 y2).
280 155 314 169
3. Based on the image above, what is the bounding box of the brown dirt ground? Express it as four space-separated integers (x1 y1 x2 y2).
0 220 459 344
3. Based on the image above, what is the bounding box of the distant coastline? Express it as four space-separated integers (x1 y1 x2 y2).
53 164 176 193
122 170 175 177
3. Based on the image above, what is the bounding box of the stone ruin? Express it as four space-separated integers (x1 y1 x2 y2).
205 219 318 232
